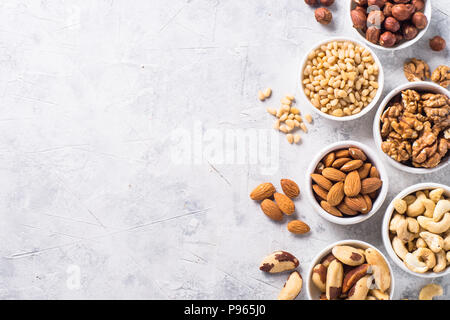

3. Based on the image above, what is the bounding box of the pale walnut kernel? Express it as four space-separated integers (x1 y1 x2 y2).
403 58 430 82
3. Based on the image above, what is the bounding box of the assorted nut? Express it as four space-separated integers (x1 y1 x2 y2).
351 0 427 48
302 40 379 117
388 187 450 274
429 36 446 52
311 146 383 218
311 244 391 300
380 89 450 168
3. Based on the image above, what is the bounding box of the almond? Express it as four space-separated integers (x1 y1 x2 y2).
320 200 343 217
340 159 363 172
311 173 332 190
349 147 367 161
344 195 368 212
250 182 276 200
324 152 336 167
344 171 361 197
280 179 300 198
337 202 359 216
369 166 380 178
327 182 345 206
313 184 328 200
260 199 283 221
335 149 350 158
358 163 372 179
274 192 295 215
332 157 351 169
361 195 372 214
287 220 310 234
322 167 346 182
360 177 382 194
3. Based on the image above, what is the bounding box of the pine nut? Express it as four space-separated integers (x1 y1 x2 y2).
264 88 272 98
286 134 294 144
266 107 276 116
300 123 308 133
258 90 265 101
294 134 301 144
305 114 313 123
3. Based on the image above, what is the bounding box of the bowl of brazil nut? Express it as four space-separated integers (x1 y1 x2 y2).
373 81 450 174
299 37 384 121
305 140 388 225
306 240 395 300
382 183 450 278
349 0 432 51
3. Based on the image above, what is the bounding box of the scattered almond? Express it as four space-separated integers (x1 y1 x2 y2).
250 182 276 201
261 199 283 221
287 220 310 234
274 192 295 215
281 179 300 198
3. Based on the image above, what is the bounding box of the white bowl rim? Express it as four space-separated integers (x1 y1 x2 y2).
298 36 385 122
373 81 450 174
306 239 395 300
348 0 432 51
305 140 389 225
381 182 450 278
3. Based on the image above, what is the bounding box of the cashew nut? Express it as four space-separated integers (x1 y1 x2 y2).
416 237 427 249
393 198 407 214
413 248 436 269
429 188 444 203
433 250 447 273
406 191 426 217
433 199 450 222
407 240 416 252
419 231 444 253
404 194 416 205
422 199 436 218
444 231 450 251
447 251 450 264
406 217 420 234
396 217 415 242
392 236 409 260
404 252 428 273
417 212 450 234
419 284 443 300
389 213 403 233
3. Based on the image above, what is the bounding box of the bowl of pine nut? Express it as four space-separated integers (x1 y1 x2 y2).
299 37 384 121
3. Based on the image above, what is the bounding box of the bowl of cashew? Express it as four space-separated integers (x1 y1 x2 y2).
382 183 450 278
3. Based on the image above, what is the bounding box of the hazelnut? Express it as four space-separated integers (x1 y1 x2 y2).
412 12 428 30
368 0 387 7
429 36 446 52
304 0 318 5
351 9 367 29
384 16 400 32
320 0 335 6
383 2 394 17
392 4 415 21
393 0 410 3
379 31 397 47
395 32 404 44
354 0 368 5
315 7 332 24
367 10 385 27
412 0 425 11
366 26 381 44
402 23 418 40
355 6 367 14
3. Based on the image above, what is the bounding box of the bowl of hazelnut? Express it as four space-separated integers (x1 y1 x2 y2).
299 37 384 120
349 0 432 50
373 81 450 173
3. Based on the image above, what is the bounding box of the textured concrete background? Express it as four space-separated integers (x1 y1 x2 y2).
0 0 448 299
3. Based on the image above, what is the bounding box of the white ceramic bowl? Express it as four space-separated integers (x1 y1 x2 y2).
382 182 450 278
348 0 432 51
306 239 395 300
373 81 450 174
305 140 389 225
299 37 384 122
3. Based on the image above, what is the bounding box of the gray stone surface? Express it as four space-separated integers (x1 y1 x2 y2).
0 0 448 299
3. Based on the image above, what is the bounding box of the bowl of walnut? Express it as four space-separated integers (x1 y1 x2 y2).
349 0 432 50
306 140 389 225
373 81 450 173
382 183 450 278
299 37 384 120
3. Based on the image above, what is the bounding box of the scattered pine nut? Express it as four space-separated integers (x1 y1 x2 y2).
264 88 272 98
282 104 290 112
288 113 294 120
280 113 288 121
273 119 280 130
267 107 277 116
295 115 302 122
286 95 295 101
279 125 288 133
281 97 292 105
285 119 295 129
258 90 266 101
305 114 313 123
294 119 301 127
290 107 300 115
300 123 308 133
294 134 301 143
286 134 294 144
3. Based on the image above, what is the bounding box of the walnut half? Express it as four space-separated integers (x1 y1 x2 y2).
403 58 430 82
431 65 450 88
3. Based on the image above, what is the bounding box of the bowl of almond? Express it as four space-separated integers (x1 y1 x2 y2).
306 240 395 300
305 141 388 225
373 81 450 174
